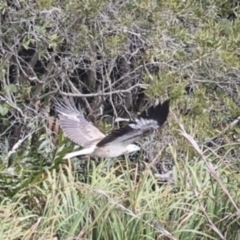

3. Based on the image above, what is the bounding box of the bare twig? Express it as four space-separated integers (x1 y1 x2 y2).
59 84 149 97
6 130 35 160
0 95 24 118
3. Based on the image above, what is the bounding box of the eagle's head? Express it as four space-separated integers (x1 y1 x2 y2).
125 144 141 154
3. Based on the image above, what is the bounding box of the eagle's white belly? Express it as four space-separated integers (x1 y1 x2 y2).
93 145 127 158
93 144 140 158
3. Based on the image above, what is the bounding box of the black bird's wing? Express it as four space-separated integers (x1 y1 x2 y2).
97 99 170 148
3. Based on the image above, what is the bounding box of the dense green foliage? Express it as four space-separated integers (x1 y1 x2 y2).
0 0 240 239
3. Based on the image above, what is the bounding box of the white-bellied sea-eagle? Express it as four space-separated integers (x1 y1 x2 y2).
56 99 170 159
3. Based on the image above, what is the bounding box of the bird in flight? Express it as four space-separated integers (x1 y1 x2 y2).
56 99 170 159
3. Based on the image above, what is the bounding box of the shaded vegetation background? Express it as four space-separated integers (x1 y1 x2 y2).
0 0 240 239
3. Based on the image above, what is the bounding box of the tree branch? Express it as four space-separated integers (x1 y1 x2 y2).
59 84 149 97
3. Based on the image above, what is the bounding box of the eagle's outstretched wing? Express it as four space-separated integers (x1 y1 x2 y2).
97 99 170 148
55 100 105 147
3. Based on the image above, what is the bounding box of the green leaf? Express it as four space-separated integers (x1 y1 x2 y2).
2 118 10 126
0 104 9 116
49 33 59 41
4 84 17 93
